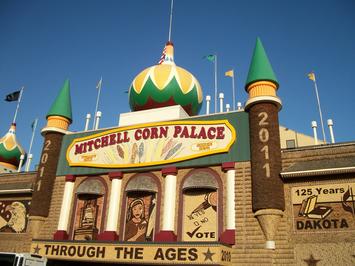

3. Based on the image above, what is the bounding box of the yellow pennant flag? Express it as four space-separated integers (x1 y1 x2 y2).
308 72 316 81
225 69 234 77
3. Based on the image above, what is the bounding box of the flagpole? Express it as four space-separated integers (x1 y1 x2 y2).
25 118 38 172
214 54 218 113
168 0 174 42
12 86 24 124
231 70 236 110
93 77 102 130
28 118 38 155
312 78 326 143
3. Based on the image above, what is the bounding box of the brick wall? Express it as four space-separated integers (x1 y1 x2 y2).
0 172 36 253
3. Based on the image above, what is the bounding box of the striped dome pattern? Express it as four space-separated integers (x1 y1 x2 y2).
129 42 203 116
0 124 27 169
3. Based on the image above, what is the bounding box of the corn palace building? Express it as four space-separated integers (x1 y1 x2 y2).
0 38 354 265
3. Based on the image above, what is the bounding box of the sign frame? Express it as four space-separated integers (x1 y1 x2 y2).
66 120 236 169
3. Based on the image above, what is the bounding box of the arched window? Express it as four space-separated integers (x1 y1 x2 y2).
71 177 107 240
120 173 160 242
179 168 222 242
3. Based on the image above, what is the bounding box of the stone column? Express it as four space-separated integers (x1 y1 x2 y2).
155 167 178 242
220 162 236 245
53 175 76 240
98 171 123 241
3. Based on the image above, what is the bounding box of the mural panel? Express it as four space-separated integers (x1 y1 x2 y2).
0 198 31 233
73 195 104 240
183 190 218 241
124 192 156 242
292 182 355 232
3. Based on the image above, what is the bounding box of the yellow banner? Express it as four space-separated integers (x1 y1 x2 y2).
31 241 232 265
66 120 236 168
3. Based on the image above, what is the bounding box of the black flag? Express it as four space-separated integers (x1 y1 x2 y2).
5 90 21 102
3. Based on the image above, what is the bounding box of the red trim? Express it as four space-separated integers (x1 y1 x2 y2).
65 175 76 182
132 96 194 116
219 229 235 245
221 162 235 172
109 171 123 180
97 231 119 241
162 167 178 176
155 231 177 242
53 230 69 240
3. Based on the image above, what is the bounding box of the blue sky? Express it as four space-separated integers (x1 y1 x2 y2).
1 0 354 170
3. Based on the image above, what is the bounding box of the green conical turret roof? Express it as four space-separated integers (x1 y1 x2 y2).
245 37 278 90
47 79 72 122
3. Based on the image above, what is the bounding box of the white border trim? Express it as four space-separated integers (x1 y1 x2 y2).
281 166 355 179
245 96 282 110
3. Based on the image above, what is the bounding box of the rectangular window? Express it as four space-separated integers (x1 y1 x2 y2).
286 139 296 149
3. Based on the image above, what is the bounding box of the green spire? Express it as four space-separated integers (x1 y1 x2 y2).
47 79 73 122
245 37 278 90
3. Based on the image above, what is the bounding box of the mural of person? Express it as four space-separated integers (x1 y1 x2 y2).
124 198 148 241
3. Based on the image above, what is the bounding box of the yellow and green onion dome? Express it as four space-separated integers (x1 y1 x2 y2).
129 42 203 116
0 123 27 170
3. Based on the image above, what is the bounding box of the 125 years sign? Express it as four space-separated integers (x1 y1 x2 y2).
66 120 236 168
292 182 355 232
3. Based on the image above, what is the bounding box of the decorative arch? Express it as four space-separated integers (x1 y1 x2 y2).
120 173 161 242
70 176 108 240
178 168 223 242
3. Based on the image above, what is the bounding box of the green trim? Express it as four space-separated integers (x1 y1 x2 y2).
56 111 250 176
129 76 202 115
245 37 278 90
0 144 26 165
47 79 73 122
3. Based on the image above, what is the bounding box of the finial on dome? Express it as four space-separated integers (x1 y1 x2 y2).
158 42 175 65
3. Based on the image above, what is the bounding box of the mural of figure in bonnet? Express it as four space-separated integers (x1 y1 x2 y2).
124 194 156 242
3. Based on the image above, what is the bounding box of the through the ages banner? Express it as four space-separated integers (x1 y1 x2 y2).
66 120 235 168
31 241 232 265
292 182 355 232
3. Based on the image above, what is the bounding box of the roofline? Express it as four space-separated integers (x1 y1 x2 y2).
281 141 355 153
0 188 33 194
281 166 355 179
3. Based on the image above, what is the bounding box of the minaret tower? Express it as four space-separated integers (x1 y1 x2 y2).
244 38 284 249
29 80 72 238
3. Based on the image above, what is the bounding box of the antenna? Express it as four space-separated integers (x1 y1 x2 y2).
168 0 174 41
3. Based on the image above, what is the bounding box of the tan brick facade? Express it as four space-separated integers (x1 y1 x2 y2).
1 144 354 265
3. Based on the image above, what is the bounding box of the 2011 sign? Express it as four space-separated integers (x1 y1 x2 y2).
258 112 271 178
